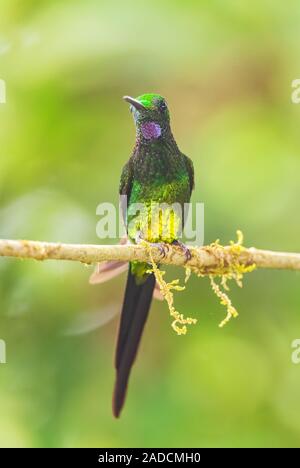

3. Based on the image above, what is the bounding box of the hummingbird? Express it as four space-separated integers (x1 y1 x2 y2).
91 94 194 417
111 93 194 417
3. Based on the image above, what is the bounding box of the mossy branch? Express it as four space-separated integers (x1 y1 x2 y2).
1 234 299 334
0 237 299 272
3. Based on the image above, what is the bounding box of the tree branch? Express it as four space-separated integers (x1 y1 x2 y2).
0 238 300 272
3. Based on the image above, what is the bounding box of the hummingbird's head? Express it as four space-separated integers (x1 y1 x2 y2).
123 93 171 141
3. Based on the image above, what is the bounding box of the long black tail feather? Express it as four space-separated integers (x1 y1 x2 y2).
112 267 155 418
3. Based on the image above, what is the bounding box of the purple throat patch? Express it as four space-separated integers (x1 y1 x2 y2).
141 122 162 140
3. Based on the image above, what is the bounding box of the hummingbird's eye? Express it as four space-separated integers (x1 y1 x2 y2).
159 100 167 112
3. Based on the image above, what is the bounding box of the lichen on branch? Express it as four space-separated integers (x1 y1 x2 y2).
145 242 197 335
0 234 300 333
144 231 257 334
190 231 256 328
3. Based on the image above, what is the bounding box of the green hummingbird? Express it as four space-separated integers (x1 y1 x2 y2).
113 93 194 417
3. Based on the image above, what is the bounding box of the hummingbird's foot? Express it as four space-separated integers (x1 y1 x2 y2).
135 231 144 245
148 242 169 258
135 233 169 258
172 240 192 262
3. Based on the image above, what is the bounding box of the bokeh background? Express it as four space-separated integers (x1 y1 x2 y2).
1 0 300 448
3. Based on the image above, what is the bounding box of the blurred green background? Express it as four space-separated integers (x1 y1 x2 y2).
1 0 300 448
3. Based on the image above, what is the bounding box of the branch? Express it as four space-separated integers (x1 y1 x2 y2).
0 238 300 272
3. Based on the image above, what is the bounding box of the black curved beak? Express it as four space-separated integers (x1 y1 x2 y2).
123 96 145 111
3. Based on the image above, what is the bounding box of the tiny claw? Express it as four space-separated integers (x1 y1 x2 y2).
135 233 169 258
135 231 144 244
172 240 192 262
152 242 168 258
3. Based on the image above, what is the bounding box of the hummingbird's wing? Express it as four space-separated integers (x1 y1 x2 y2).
89 261 128 284
182 153 195 196
89 260 163 300
89 236 128 284
119 159 134 227
180 153 195 229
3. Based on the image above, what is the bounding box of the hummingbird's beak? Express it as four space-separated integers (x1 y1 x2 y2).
123 96 146 111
